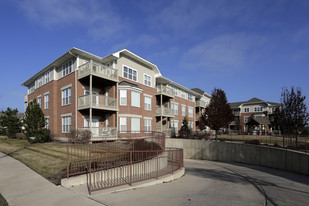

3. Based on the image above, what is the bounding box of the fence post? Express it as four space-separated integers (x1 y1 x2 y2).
130 151 132 186
172 150 174 174
89 151 92 195
67 142 69 178
156 150 159 179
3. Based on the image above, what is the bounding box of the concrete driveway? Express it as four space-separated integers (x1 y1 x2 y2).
89 160 309 206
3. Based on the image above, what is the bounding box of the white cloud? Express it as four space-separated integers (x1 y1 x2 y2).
16 0 127 40
180 33 267 72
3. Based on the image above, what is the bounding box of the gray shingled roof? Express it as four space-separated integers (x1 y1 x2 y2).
250 117 271 125
191 88 205 95
229 97 279 108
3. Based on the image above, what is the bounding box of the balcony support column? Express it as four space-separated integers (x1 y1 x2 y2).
160 94 163 133
90 60 93 134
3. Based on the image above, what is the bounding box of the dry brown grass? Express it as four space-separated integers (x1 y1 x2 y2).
0 136 67 184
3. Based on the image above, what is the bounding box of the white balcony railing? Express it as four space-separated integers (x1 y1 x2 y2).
156 107 174 116
78 94 117 110
78 127 117 138
196 100 207 108
78 62 118 81
156 85 174 97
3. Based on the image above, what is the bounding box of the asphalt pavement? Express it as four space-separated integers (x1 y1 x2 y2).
1 151 309 206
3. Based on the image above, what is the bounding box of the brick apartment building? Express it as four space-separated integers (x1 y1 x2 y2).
229 97 280 135
22 48 210 139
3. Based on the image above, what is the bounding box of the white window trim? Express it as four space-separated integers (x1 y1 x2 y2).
144 118 151 133
37 95 42 108
61 114 72 133
131 90 140 108
143 73 152 87
123 64 138 82
62 87 71 106
120 117 127 133
144 96 152 111
131 117 141 134
44 93 49 109
120 89 127 106
45 116 50 130
61 84 72 91
119 114 142 118
188 106 194 117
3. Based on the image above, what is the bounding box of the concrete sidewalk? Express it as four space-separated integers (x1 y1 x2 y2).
0 152 103 206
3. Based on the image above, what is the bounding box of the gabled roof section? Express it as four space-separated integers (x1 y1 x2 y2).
113 49 161 76
229 97 279 108
191 88 211 98
22 47 102 87
246 97 263 104
156 76 200 96
229 102 244 109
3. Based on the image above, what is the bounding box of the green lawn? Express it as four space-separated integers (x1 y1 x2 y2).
0 136 67 185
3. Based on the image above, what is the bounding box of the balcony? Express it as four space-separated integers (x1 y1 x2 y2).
156 85 174 98
156 107 174 117
195 114 201 121
78 127 117 139
233 111 240 116
196 100 207 108
78 62 118 82
78 94 117 111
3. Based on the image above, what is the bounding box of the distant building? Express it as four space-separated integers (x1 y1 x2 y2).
229 98 280 135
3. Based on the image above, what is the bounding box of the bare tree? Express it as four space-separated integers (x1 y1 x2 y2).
199 88 234 139
276 87 309 146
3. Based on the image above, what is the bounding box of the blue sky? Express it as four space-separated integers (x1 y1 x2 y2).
1 0 309 112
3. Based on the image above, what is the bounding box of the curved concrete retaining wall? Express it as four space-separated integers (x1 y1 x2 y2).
166 139 309 175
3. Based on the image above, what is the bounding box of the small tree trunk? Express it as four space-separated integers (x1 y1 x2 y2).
215 130 217 140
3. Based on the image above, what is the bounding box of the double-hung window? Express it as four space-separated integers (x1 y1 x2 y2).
120 117 127 133
131 117 140 133
244 116 249 123
123 66 137 81
188 94 193 101
144 119 151 133
62 87 71 106
37 96 42 108
45 71 50 83
120 90 127 106
244 108 250 113
174 103 178 115
38 77 43 87
62 60 72 77
62 115 71 133
182 105 186 116
188 107 193 117
173 121 178 132
144 96 151 111
144 74 151 86
45 117 49 130
44 94 49 109
131 91 140 107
